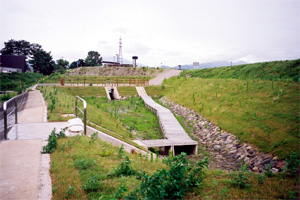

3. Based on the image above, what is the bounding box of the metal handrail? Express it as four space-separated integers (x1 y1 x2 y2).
75 96 87 135
3 96 18 140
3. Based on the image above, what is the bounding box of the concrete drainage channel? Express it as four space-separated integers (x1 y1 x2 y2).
105 86 121 100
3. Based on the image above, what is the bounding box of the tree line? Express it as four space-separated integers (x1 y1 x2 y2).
0 39 102 75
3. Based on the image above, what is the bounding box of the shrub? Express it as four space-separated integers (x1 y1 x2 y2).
286 151 300 175
128 152 208 199
82 175 100 192
108 156 137 177
41 128 66 154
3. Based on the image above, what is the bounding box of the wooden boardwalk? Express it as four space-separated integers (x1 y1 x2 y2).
136 87 197 155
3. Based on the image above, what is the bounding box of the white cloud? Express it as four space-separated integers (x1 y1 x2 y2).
0 0 299 67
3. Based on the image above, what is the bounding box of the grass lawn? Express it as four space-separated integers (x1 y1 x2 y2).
51 135 299 200
38 86 162 142
146 77 300 159
51 135 166 199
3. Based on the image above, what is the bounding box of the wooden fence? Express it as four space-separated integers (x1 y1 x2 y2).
60 77 150 87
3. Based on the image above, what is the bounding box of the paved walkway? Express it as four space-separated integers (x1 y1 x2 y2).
136 87 197 155
0 89 65 200
149 69 182 85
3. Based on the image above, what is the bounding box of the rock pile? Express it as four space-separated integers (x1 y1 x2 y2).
159 96 286 173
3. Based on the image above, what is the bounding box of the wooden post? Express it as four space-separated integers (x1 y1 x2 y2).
117 78 119 86
83 78 85 86
129 78 131 86
71 78 73 86
111 77 113 86
77 78 79 86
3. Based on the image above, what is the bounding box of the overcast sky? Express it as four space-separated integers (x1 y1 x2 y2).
0 0 299 67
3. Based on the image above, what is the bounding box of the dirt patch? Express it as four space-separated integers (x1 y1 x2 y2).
68 66 163 77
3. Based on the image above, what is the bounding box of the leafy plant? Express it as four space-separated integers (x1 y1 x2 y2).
65 185 75 199
74 159 96 170
41 128 66 154
108 156 138 177
118 144 125 158
128 152 208 199
258 174 265 184
82 175 100 192
231 165 250 189
264 164 273 177
286 151 300 175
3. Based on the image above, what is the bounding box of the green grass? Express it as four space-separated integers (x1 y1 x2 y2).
51 136 167 199
186 169 299 199
51 135 299 200
58 86 107 97
86 96 163 140
182 59 300 82
117 86 138 96
38 85 162 142
0 72 44 91
146 77 300 159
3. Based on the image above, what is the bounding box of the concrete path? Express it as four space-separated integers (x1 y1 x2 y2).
0 139 42 200
0 89 56 200
136 87 197 155
18 90 47 123
149 69 182 85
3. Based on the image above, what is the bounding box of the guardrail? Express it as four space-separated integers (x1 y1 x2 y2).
75 96 87 135
2 92 28 140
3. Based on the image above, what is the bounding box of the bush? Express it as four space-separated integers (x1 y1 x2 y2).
286 151 300 175
82 175 100 192
41 128 66 154
108 156 137 177
128 152 208 199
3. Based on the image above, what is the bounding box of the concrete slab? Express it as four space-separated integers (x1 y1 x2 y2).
0 139 42 200
18 90 46 123
7 122 68 140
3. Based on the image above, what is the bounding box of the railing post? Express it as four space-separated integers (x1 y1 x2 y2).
3 103 7 140
84 105 87 135
14 98 18 124
75 98 77 117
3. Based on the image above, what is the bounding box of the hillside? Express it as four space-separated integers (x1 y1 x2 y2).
0 72 44 91
68 66 164 77
182 59 300 82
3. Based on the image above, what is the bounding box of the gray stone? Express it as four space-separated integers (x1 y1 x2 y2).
213 144 221 150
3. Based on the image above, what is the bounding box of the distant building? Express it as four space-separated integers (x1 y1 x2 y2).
102 61 133 67
0 55 26 73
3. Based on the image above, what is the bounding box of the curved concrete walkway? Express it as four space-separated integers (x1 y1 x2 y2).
149 69 182 85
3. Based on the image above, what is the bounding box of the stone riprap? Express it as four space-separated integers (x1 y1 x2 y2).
159 96 286 173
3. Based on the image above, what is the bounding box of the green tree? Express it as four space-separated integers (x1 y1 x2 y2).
30 49 55 75
0 39 42 58
85 51 102 66
54 58 69 74
69 61 78 69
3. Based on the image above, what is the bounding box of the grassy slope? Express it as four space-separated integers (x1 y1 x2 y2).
51 136 299 200
182 59 300 82
85 96 163 140
147 77 299 159
0 72 44 91
51 136 166 199
38 86 162 141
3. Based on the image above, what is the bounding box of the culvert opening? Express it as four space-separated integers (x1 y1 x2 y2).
109 88 115 100
174 145 197 156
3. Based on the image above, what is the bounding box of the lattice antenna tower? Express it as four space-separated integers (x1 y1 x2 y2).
119 36 123 64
